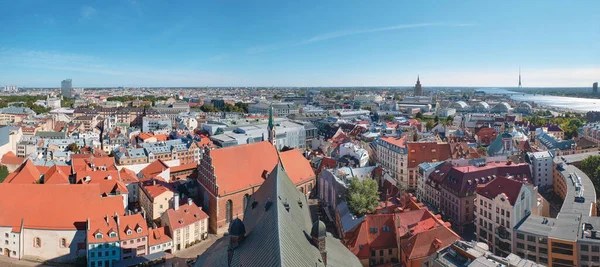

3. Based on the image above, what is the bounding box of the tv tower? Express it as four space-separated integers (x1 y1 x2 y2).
518 67 522 88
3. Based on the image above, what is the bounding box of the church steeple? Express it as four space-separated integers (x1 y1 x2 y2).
414 75 423 96
268 104 276 146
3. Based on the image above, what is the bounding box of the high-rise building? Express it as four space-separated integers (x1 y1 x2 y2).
414 75 423 96
593 82 598 94
61 79 72 98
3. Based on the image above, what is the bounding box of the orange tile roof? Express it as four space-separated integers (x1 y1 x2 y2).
3 159 41 184
148 227 172 246
154 134 168 141
76 170 128 195
407 142 452 168
137 132 155 141
0 184 123 230
88 215 120 244
170 162 198 173
43 165 71 184
1 151 24 166
379 136 407 148
346 214 397 259
72 155 117 173
140 159 169 179
119 168 139 184
208 141 316 196
164 203 208 230
400 225 460 260
140 179 174 199
118 214 147 240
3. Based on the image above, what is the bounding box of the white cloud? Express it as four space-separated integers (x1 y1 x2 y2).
80 6 96 19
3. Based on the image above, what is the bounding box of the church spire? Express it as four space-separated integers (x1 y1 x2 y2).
268 104 276 146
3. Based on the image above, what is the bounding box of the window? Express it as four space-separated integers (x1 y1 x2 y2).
34 237 41 248
516 233 524 240
110 232 117 238
516 242 524 249
371 250 375 257
127 230 132 235
91 252 95 258
581 255 589 262
136 227 142 233
527 235 536 242
60 238 67 248
388 249 392 255
581 244 589 251
539 247 547 254
592 256 599 262
592 246 599 252
112 250 116 256
95 233 103 239
226 200 233 223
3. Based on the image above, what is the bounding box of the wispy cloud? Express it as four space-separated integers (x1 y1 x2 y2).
246 22 475 54
208 54 228 62
80 6 97 19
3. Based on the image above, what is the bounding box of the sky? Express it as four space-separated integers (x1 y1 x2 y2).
0 0 599 87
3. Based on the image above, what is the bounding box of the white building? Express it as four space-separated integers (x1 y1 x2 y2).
475 177 537 257
142 115 172 133
176 114 199 131
353 94 383 102
338 142 369 167
527 151 554 190
248 102 299 116
374 136 408 189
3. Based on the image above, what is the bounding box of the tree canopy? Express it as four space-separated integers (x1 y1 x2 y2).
346 177 380 217
67 143 80 152
383 114 395 122
580 155 600 195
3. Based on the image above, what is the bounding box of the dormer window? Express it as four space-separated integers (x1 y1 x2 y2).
109 232 117 238
95 233 103 239
127 229 132 236
136 227 142 234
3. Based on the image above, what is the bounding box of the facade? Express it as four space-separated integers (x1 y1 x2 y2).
61 79 72 98
139 139 200 165
210 119 306 150
117 214 148 260
248 102 299 116
433 240 544 267
160 197 209 252
139 179 175 221
196 142 316 233
407 141 451 191
527 151 554 190
147 227 172 255
142 114 172 133
374 136 408 190
475 176 539 257
87 215 121 267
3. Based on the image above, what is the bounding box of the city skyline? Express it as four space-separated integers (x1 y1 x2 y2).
1 0 599 87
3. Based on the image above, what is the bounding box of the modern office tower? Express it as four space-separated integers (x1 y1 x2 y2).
61 79 72 98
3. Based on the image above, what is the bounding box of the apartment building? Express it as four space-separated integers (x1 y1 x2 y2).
527 151 554 190
375 136 408 189
408 141 451 192
160 197 209 252
139 179 175 221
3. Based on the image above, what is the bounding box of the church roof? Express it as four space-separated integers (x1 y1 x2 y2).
194 163 360 267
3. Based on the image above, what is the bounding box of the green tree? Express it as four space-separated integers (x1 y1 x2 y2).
415 112 424 120
426 120 435 131
581 155 600 195
434 115 439 123
67 143 80 152
235 102 249 113
346 177 380 217
0 165 8 183
383 114 395 122
200 104 219 112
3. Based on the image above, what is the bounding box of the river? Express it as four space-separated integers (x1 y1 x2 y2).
477 88 600 112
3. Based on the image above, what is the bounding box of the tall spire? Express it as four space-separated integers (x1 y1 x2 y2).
518 67 522 88
268 104 276 146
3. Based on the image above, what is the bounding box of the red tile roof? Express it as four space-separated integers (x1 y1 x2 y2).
346 214 397 259
119 168 139 184
400 225 460 260
164 203 208 231
0 184 123 230
43 165 71 184
140 159 169 179
76 170 128 195
72 155 117 173
476 176 525 206
140 179 174 200
170 162 198 173
476 128 497 145
379 136 407 148
119 214 147 240
407 142 451 168
1 151 24 166
208 142 316 196
148 226 172 246
88 215 120 244
3 159 41 184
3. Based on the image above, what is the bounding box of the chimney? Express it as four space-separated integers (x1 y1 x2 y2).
105 214 109 225
174 194 180 210
115 213 120 226
152 179 156 186
188 197 193 206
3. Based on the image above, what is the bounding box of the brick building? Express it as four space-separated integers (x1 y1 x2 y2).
197 141 316 233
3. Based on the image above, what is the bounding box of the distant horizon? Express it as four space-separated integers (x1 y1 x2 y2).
7 85 597 90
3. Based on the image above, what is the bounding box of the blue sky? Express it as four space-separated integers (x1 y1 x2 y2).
1 0 598 87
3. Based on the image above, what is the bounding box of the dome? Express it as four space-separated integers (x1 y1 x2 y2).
311 220 327 239
229 218 246 237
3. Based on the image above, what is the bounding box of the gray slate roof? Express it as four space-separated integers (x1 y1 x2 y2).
195 163 361 267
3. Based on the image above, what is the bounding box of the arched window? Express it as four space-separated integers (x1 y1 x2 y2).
308 183 313 193
60 238 67 248
226 199 233 223
34 237 41 248
243 194 250 213
300 187 305 194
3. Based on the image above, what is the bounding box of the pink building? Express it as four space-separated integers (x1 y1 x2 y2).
118 214 148 260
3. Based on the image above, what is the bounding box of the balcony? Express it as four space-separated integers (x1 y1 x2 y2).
495 226 511 241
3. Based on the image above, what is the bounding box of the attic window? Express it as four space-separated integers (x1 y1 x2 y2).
136 227 142 233
95 233 103 239
127 229 132 236
109 232 117 238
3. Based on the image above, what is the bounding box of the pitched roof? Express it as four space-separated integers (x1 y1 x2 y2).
119 214 147 240
400 225 460 260
139 159 169 179
76 170 128 195
148 227 172 246
140 179 174 200
119 168 139 184
195 163 361 267
1 151 24 166
476 176 525 206
379 136 407 148
407 142 451 168
208 141 315 196
164 202 208 230
88 215 120 244
3 159 41 184
345 214 397 259
440 161 531 197
0 184 123 230
43 165 71 184
170 162 198 173
72 155 117 173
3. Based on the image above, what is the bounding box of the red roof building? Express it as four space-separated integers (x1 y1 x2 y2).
197 141 316 233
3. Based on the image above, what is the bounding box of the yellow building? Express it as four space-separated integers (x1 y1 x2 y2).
139 179 175 221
